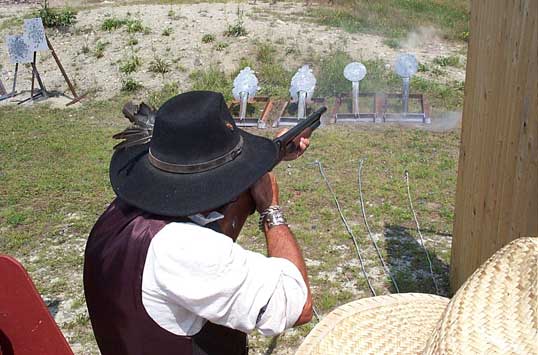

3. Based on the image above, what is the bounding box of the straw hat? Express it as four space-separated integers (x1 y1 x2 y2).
296 237 538 355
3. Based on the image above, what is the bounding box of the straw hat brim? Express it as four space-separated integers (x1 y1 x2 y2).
296 293 449 355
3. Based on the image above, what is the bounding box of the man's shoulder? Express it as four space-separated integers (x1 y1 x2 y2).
150 222 235 261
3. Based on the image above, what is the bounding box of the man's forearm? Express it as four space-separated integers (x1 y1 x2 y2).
264 224 313 325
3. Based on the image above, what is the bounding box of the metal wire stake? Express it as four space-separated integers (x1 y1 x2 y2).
313 306 321 322
404 170 440 295
358 160 400 293
314 160 376 297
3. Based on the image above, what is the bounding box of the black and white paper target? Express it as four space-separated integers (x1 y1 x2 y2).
24 18 48 52
6 35 32 64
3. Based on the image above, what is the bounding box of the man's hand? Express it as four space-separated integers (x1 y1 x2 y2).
250 172 279 213
276 128 311 161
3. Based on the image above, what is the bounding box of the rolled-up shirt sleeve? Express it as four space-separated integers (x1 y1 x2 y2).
148 222 307 335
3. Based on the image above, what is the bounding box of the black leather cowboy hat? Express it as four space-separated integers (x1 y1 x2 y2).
110 91 278 216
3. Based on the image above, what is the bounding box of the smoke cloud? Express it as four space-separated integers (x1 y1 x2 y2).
401 26 441 49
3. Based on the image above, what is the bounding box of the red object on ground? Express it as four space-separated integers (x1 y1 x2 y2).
0 254 74 355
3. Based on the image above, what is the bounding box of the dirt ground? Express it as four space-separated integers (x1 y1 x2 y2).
0 1 466 103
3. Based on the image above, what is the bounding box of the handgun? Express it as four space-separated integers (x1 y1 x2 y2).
272 106 327 167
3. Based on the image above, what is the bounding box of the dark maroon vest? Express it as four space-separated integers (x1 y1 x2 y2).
83 199 247 355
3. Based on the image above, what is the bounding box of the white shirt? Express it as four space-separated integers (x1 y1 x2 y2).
141 218 307 337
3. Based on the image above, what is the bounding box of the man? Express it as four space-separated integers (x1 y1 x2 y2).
84 91 313 355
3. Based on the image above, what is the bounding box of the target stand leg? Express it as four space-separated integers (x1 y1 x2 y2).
0 63 19 102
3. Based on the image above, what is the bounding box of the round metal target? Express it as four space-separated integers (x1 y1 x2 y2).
343 62 367 82
394 53 418 78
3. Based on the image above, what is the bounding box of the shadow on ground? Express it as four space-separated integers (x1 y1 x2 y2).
384 224 450 296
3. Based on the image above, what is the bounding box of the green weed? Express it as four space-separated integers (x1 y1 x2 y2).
121 77 142 92
316 50 352 97
127 37 138 46
383 38 400 49
149 56 171 77
433 55 462 68
125 19 145 33
161 27 173 36
255 42 277 64
101 17 125 31
189 66 232 100
214 42 229 51
0 17 24 31
94 40 109 59
34 0 77 28
119 55 141 74
201 33 216 43
305 0 469 41
224 8 248 37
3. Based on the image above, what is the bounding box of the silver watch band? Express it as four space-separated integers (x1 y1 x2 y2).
259 205 287 231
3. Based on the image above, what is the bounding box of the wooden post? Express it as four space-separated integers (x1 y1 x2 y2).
450 0 538 290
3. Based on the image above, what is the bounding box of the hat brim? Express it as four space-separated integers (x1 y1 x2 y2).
109 129 278 216
296 293 449 355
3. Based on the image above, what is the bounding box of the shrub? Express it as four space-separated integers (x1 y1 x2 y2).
149 56 170 76
36 0 77 28
418 62 429 72
94 40 109 59
101 17 125 31
316 50 352 97
127 37 138 46
189 66 232 101
256 42 276 64
214 42 229 51
161 27 173 36
433 55 461 68
383 38 400 49
224 8 247 37
102 17 146 33
125 19 145 33
256 62 292 98
119 55 141 74
201 34 215 43
121 77 142 92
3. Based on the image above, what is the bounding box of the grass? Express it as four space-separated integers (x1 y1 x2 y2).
149 56 171 77
433 55 463 68
121 77 142 92
224 7 248 37
127 37 139 46
305 0 469 41
34 1 77 28
161 27 173 36
189 65 232 100
101 17 125 31
148 82 181 108
201 33 215 43
214 41 229 51
0 99 459 354
119 55 141 74
101 16 147 33
94 40 109 59
313 51 464 113
0 17 24 31
180 45 463 114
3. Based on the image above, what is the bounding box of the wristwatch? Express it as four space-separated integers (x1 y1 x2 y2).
259 205 287 232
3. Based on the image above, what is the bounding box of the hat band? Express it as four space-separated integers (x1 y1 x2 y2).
148 136 244 174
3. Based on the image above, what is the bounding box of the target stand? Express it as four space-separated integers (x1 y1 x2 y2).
334 93 380 123
380 93 431 124
1 18 86 106
229 96 273 128
274 97 326 127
